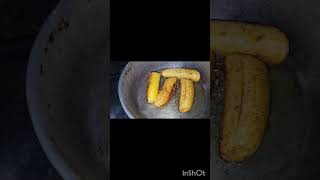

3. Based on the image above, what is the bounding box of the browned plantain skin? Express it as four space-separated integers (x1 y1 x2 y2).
154 77 177 108
179 79 195 112
220 54 269 162
161 68 201 82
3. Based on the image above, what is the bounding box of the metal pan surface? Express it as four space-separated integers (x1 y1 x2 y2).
211 0 320 179
26 0 109 179
118 61 210 119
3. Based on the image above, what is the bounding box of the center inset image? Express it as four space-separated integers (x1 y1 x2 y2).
113 61 210 119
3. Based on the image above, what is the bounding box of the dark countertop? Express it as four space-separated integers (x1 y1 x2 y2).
0 0 62 179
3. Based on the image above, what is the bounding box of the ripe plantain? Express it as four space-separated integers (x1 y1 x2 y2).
220 54 270 162
179 79 195 112
154 77 177 108
146 72 161 103
211 20 289 65
161 68 200 82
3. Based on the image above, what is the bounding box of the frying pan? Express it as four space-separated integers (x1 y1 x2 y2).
25 0 320 179
212 0 320 179
118 61 210 119
26 0 109 179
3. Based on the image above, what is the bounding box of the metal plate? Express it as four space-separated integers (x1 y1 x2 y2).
118 61 210 119
211 0 320 179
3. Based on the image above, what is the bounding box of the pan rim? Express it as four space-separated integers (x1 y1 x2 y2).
26 1 81 179
118 63 135 119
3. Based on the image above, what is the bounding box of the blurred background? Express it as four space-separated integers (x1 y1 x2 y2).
0 0 62 179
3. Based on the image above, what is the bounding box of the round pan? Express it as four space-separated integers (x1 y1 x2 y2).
118 61 210 119
26 0 109 179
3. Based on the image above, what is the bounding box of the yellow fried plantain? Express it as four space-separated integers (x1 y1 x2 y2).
154 77 177 108
220 54 270 162
211 20 289 65
161 68 200 82
146 72 161 103
179 79 195 113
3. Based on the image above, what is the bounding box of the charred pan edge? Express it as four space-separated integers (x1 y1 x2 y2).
210 54 227 161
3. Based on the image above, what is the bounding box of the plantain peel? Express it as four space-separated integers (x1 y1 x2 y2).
179 79 195 112
220 54 270 162
161 68 201 82
154 77 177 108
146 72 161 103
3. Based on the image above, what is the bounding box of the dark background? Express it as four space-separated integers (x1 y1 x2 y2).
0 0 62 179
111 0 210 61
110 61 129 119
111 119 210 179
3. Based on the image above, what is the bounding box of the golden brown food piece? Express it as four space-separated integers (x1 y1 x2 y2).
220 54 270 162
146 72 161 103
211 20 289 65
161 68 201 82
179 79 195 112
154 77 177 108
